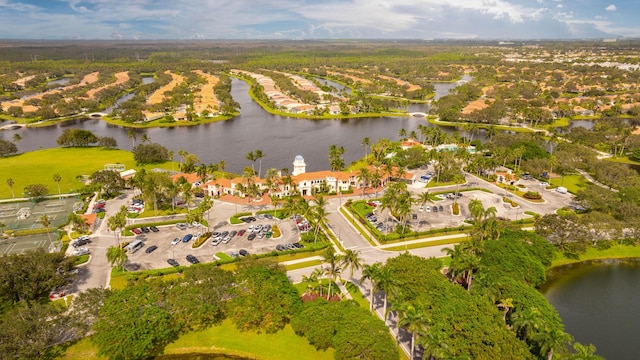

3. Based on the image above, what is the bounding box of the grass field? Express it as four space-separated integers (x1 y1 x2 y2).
550 173 589 194
0 147 173 199
58 320 334 360
551 245 640 267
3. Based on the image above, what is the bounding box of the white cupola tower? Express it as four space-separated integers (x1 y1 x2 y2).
292 155 306 176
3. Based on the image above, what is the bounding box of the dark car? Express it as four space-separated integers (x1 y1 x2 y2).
145 245 158 254
229 230 237 237
220 231 229 238
182 233 193 242
140 227 150 233
72 238 91 247
247 233 256 241
167 258 179 267
438 205 444 212
149 226 159 232
239 249 249 256
237 229 246 237
92 208 105 213
276 244 285 251
292 243 304 249
186 254 199 264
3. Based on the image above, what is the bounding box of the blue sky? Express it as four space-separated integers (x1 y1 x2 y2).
0 0 637 40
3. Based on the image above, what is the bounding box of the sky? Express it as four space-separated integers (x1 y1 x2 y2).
0 0 638 40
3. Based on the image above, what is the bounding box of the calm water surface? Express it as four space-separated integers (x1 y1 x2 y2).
543 260 640 360
1 78 468 173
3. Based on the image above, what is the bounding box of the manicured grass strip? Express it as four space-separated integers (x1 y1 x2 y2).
344 281 369 309
605 156 640 165
162 320 334 360
275 249 325 263
551 245 640 267
215 252 233 261
382 236 471 251
285 259 322 271
0 147 173 199
73 254 90 265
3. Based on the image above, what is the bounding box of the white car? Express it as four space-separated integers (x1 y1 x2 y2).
171 237 181 246
72 247 90 256
248 225 254 232
540 182 549 187
418 206 424 212
425 206 431 213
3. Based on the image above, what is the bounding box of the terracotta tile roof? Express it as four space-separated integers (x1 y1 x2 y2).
171 173 200 184
80 213 97 226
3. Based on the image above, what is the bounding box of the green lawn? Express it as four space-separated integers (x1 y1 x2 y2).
344 281 369 309
59 320 334 360
550 173 589 194
551 245 640 267
0 147 173 199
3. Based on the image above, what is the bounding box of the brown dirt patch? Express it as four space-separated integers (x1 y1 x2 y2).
378 74 421 91
85 71 129 99
147 71 185 105
462 99 490 115
192 70 219 114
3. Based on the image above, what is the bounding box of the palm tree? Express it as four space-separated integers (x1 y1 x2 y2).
512 306 543 343
396 303 429 358
40 214 52 243
340 249 362 279
372 267 396 324
356 166 370 198
534 326 573 360
360 262 382 312
106 246 127 270
361 136 371 158
328 144 345 171
398 128 408 141
570 342 603 360
322 247 342 299
497 298 514 323
168 150 175 172
53 173 62 196
246 150 257 175
68 212 87 233
140 133 150 143
416 191 433 209
486 125 498 140
6 178 15 199
127 129 137 147
255 149 264 178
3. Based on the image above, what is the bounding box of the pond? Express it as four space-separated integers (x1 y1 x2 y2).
543 259 640 359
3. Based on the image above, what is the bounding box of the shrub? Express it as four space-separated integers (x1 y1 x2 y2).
192 232 212 248
524 191 542 200
452 202 460 215
272 225 282 238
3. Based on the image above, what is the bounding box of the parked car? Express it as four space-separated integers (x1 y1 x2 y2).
255 224 263 232
237 229 246 237
167 258 179 267
131 228 142 235
239 249 249 256
182 234 193 242
92 208 105 213
438 205 444 212
140 227 150 233
149 226 159 232
171 237 181 245
433 206 438 213
176 223 187 230
145 245 158 254
72 247 90 256
72 237 91 248
211 237 222 246
247 233 256 241
229 230 237 237
186 254 199 264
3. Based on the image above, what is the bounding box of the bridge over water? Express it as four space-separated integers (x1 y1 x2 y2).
0 123 26 130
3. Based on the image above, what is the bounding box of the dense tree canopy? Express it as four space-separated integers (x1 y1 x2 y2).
56 129 98 147
132 142 169 164
0 139 18 157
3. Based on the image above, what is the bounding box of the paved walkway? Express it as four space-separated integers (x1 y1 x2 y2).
575 168 618 192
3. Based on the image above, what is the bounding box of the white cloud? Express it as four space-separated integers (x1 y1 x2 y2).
605 4 617 11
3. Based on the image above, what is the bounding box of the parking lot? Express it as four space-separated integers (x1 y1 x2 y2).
124 215 303 270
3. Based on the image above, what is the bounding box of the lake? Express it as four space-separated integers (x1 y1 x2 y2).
0 78 469 174
543 259 640 359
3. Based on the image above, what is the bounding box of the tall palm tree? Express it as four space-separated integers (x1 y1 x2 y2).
373 267 396 324
106 246 127 270
512 306 543 343
53 173 62 196
398 128 408 141
6 178 15 199
360 262 382 312
40 214 52 243
140 133 150 143
397 302 429 358
246 150 257 175
168 150 175 172
416 191 433 209
322 247 341 299
356 166 370 198
127 129 137 148
361 136 371 158
255 149 264 178
570 342 603 360
340 249 362 279
534 326 573 360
